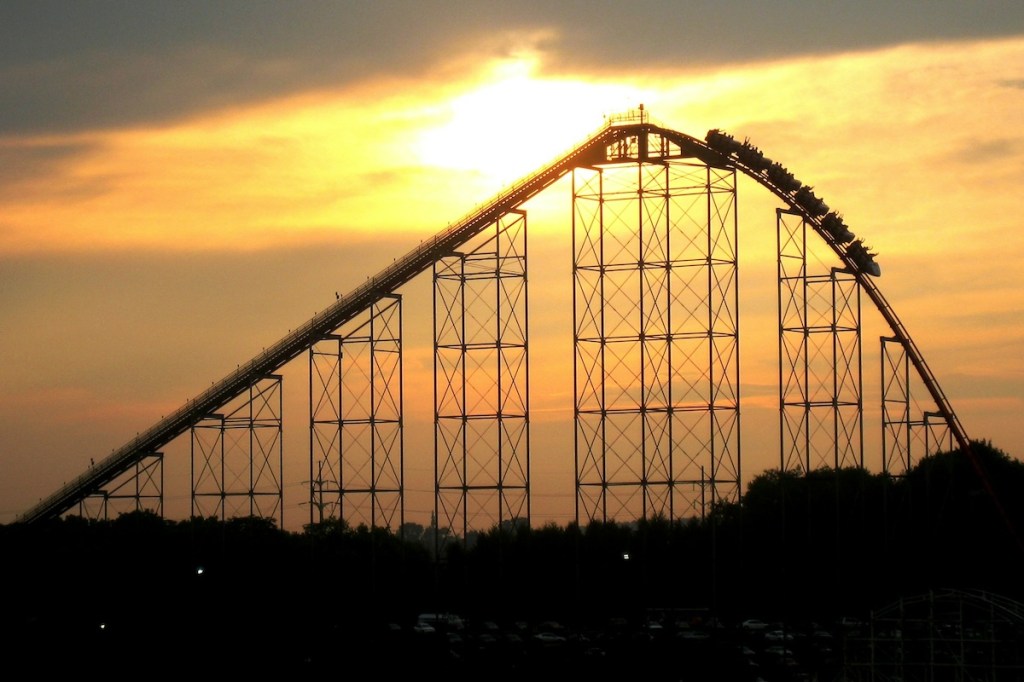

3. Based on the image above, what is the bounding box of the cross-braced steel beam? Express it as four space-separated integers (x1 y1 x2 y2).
777 208 864 473
308 295 403 531
191 375 283 524
433 211 530 549
573 157 740 524
881 337 954 475
77 452 164 520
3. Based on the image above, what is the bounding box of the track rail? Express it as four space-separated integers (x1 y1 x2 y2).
19 118 971 524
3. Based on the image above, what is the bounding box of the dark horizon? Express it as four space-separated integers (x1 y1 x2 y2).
4 441 1023 677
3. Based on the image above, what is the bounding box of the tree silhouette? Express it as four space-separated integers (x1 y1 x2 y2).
2 440 1022 676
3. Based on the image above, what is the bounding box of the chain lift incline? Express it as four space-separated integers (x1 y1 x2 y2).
19 113 973 524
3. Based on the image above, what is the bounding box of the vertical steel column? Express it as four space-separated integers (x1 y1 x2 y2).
573 162 616 523
574 154 739 525
308 296 404 531
246 376 283 523
309 333 343 525
434 211 529 548
881 336 913 476
191 375 283 524
343 296 403 531
778 209 863 473
701 161 742 511
573 165 603 525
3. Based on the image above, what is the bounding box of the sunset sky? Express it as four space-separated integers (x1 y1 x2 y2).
2 1 1023 530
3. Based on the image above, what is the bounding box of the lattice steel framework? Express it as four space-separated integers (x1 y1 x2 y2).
778 208 864 473
573 159 740 524
191 375 283 524
76 453 164 520
842 589 1024 681
433 211 530 545
881 337 954 475
308 295 403 530
21 118 975 550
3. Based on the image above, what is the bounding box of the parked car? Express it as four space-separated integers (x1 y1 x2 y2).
765 629 794 642
412 621 436 635
532 632 567 645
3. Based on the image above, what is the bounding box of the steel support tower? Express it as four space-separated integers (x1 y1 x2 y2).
573 155 740 524
191 375 283 524
433 211 530 546
777 208 864 473
308 295 403 530
21 117 975 545
78 452 164 520
881 337 954 475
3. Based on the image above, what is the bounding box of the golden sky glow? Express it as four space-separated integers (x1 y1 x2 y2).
5 38 1022 257
415 53 649 181
1 31 1022 527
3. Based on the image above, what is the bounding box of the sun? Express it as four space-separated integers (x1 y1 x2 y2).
415 55 647 185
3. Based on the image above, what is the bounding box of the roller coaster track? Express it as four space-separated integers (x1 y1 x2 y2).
687 128 971 455
18 117 973 524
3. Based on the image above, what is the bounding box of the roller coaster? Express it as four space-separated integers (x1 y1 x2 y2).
18 110 973 529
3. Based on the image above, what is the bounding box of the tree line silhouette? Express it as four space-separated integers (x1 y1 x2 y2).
2 440 1021 674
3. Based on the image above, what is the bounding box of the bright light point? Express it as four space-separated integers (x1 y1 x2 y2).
622 552 630 561
99 622 106 630
196 567 204 575
415 55 649 183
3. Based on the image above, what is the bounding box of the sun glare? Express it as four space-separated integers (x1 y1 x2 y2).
415 56 646 183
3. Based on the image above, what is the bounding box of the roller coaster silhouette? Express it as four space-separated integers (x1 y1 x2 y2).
19 108 983 541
